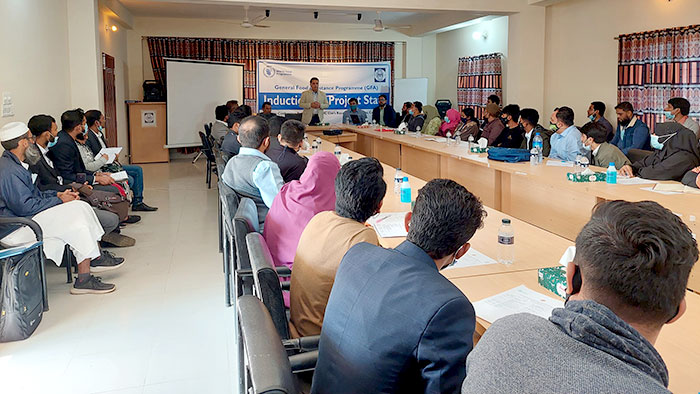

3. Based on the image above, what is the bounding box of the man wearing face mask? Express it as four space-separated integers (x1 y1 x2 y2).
519 108 553 157
312 179 483 394
618 122 700 181
407 101 427 132
580 121 630 169
611 102 651 155
492 104 524 148
549 106 585 162
341 97 367 125
221 116 283 230
462 200 696 394
664 97 699 138
586 101 614 142
372 94 396 127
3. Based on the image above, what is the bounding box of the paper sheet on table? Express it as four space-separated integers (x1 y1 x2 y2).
110 170 128 182
616 177 657 186
545 160 574 167
98 147 122 164
367 212 408 238
444 248 497 270
473 285 564 324
424 137 447 143
641 187 681 195
653 183 700 194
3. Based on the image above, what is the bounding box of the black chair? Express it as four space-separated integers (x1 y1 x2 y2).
234 198 259 298
62 245 77 284
215 157 228 254
435 99 453 118
204 122 213 137
219 181 240 307
284 113 303 122
198 131 218 189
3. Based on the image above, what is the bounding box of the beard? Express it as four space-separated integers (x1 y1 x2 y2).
24 143 42 166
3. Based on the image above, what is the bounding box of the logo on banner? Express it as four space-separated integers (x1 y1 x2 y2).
374 67 387 82
263 66 276 78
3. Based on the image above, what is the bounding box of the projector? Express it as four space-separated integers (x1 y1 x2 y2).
323 129 343 136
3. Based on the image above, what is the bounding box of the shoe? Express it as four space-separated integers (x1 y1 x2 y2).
132 203 158 212
101 232 136 247
70 275 116 295
122 215 141 224
91 251 125 273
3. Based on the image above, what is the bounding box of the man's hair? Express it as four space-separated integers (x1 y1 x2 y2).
407 179 486 259
378 94 387 100
28 114 56 137
268 116 284 138
61 109 84 131
85 110 102 127
280 119 306 145
519 108 539 126
462 107 475 120
1 134 27 151
575 200 697 325
334 158 386 223
226 100 238 111
555 106 575 126
348 97 358 105
310 77 319 83
262 101 272 108
413 101 423 113
403 101 412 110
237 116 269 148
591 101 606 116
615 101 634 113
668 97 691 116
215 105 229 121
239 105 253 117
502 104 520 122
487 94 500 105
580 121 608 144
229 109 247 127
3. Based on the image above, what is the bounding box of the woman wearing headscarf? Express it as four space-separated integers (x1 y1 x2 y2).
263 151 341 270
438 108 461 137
619 122 700 181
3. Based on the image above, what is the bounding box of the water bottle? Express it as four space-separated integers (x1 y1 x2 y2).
315 137 322 147
446 131 452 145
311 140 318 153
400 176 411 203
575 154 582 168
416 126 422 138
394 168 404 195
334 144 341 159
303 136 311 151
498 218 515 265
530 148 539 166
580 156 590 171
533 132 543 163
606 162 617 184
468 135 475 151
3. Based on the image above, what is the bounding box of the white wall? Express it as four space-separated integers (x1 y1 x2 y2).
67 0 103 110
544 0 700 125
0 0 71 131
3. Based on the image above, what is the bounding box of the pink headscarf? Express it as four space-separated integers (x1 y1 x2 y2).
439 108 461 136
263 151 341 270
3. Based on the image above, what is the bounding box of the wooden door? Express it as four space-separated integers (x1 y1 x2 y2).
102 53 118 147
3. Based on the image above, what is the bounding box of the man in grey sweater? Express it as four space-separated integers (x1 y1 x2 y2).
462 200 698 394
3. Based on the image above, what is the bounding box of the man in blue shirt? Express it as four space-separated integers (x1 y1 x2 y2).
549 106 584 162
342 98 368 125
611 101 650 155
221 116 283 230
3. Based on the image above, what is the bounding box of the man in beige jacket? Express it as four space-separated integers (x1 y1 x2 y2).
299 77 329 125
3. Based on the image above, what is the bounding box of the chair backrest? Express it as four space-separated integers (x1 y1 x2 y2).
246 232 290 341
204 122 212 136
284 113 303 122
238 295 298 394
219 181 240 241
199 131 216 162
234 197 259 273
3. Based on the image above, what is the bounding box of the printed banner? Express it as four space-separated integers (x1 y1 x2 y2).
257 60 391 124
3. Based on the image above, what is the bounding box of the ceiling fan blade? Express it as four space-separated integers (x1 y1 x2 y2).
252 15 267 24
254 25 271 28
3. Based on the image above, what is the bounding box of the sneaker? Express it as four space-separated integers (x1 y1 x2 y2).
90 251 125 273
132 202 158 212
70 275 116 295
101 232 136 247
122 215 141 224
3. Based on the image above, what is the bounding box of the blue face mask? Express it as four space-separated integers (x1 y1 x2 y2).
83 124 88 134
47 137 58 148
97 125 104 133
408 109 414 116
588 114 596 122
650 132 676 150
664 110 675 120
444 116 450 123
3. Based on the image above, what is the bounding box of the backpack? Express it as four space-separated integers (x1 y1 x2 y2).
0 243 44 342
71 183 130 222
487 147 532 163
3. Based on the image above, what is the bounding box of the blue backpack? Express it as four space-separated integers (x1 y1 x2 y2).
487 147 531 163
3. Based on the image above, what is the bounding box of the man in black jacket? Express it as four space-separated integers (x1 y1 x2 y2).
371 94 397 127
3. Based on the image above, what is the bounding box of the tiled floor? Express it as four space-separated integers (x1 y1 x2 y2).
0 159 237 394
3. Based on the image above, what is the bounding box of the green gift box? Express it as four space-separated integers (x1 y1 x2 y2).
538 266 568 299
470 147 487 154
566 172 606 183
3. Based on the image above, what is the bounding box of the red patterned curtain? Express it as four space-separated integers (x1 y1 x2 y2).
457 53 503 119
146 37 394 109
617 24 700 133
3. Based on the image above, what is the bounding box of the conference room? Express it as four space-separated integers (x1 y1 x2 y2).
1 0 699 393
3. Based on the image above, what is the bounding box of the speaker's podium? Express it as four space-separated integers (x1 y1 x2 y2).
127 102 169 163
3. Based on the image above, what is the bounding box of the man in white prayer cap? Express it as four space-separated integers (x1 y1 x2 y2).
0 122 120 294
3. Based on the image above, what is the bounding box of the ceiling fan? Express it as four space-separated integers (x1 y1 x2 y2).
241 5 270 28
355 11 410 33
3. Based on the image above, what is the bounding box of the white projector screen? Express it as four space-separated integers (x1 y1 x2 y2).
165 59 244 148
394 78 428 109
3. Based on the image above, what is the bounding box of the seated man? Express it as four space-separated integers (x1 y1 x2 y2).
225 99 239 128
519 108 553 157
312 179 484 394
462 200 697 393
0 122 123 294
221 116 283 230
266 119 308 183
580 121 630 169
221 110 245 157
398 101 413 124
211 105 231 140
259 101 276 120
481 103 505 145
289 157 385 338
342 98 367 125
85 110 157 212
665 97 699 138
406 101 427 132
587 101 614 141
619 122 700 181
26 114 137 247
549 106 584 162
611 102 650 155
372 94 396 127
493 104 524 148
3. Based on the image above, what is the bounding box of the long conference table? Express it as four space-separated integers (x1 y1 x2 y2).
308 125 700 292
309 135 700 394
